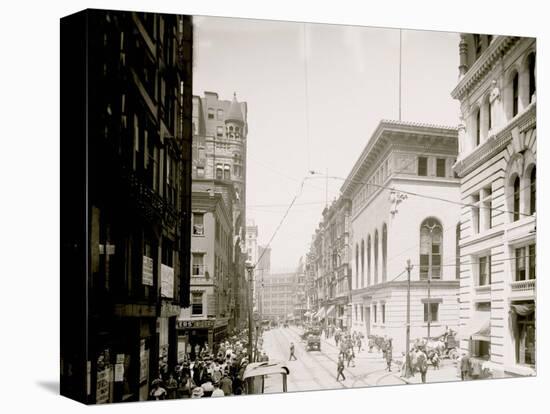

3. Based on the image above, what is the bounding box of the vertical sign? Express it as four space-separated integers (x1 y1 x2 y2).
142 256 154 286
139 340 149 384
161 264 174 298
96 368 110 403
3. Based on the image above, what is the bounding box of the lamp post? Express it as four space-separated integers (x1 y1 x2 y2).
404 259 413 378
245 261 254 362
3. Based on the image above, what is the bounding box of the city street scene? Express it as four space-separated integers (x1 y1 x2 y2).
62 10 536 404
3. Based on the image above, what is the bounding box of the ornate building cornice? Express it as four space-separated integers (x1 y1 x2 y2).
451 36 520 101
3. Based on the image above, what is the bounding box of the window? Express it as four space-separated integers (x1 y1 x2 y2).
418 157 428 176
216 164 223 180
191 292 203 315
512 72 519 117
217 109 224 120
192 253 204 276
360 306 364 322
473 34 482 59
381 303 386 324
513 176 521 221
196 166 204 177
515 244 536 281
373 304 377 323
355 244 359 289
420 218 442 280
436 158 446 177
528 53 536 103
216 126 224 137
482 186 493 230
530 167 536 215
367 236 371 286
360 240 365 287
424 303 439 322
208 108 214 119
192 213 204 236
382 224 387 282
488 99 492 131
476 109 481 146
479 255 491 286
472 193 480 234
374 230 379 284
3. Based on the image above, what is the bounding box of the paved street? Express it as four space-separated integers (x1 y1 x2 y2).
261 325 407 393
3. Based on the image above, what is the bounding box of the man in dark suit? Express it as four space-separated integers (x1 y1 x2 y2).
460 352 471 380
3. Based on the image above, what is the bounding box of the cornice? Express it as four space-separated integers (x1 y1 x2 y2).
451 36 520 101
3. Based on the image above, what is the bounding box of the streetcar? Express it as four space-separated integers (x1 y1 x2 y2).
242 361 290 394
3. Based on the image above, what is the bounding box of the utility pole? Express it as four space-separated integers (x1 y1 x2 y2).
404 259 413 378
245 262 254 362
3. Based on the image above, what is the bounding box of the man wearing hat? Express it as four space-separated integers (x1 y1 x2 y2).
191 387 204 399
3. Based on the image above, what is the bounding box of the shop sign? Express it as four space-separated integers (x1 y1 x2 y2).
96 367 111 404
177 319 214 329
161 264 174 298
114 364 124 382
142 256 154 286
139 340 149 384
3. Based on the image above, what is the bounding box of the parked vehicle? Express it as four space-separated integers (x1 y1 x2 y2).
306 328 321 351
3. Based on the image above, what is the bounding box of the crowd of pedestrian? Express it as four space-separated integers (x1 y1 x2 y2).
148 329 270 400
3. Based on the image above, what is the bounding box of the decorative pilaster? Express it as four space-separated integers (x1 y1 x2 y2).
459 34 469 77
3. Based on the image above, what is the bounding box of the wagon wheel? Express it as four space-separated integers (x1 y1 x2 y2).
448 349 459 360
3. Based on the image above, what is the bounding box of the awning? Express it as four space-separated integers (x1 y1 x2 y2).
458 311 491 341
326 305 336 317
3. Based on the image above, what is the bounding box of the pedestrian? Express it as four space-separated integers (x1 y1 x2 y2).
177 372 195 399
385 340 393 372
356 335 362 353
190 386 204 399
165 373 178 399
460 352 471 381
347 346 356 367
211 382 225 397
289 342 297 361
149 380 167 400
220 371 233 396
431 351 440 370
336 355 346 381
416 348 428 383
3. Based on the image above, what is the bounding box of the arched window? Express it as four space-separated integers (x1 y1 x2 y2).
420 218 443 280
382 223 388 282
476 108 481 146
512 72 519 117
528 53 536 103
355 244 359 289
360 240 365 288
367 235 371 286
374 230 379 284
513 176 521 221
530 167 536 215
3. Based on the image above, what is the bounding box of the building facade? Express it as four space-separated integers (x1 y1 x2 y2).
191 91 249 329
342 120 461 353
61 10 193 403
451 35 536 376
260 273 297 321
178 185 234 356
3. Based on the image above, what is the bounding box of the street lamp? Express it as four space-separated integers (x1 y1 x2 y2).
245 261 255 362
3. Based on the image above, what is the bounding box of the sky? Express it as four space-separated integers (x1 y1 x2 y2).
192 16 460 273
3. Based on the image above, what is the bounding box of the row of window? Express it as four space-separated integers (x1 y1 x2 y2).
472 52 535 148
355 223 388 288
353 302 440 324
475 243 536 287
417 156 450 178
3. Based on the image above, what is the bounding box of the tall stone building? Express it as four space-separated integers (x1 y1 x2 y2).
61 10 193 403
260 273 297 321
191 91 249 329
342 120 461 353
452 35 536 377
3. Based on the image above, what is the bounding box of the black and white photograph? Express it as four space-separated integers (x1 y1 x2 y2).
2 1 548 413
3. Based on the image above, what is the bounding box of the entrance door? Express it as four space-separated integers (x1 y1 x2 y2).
365 306 371 337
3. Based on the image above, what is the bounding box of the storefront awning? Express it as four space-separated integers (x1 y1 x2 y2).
458 311 491 341
326 305 336 317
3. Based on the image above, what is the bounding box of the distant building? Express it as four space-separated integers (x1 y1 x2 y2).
341 120 461 353
245 220 259 308
260 273 297 321
452 35 536 377
255 245 271 318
